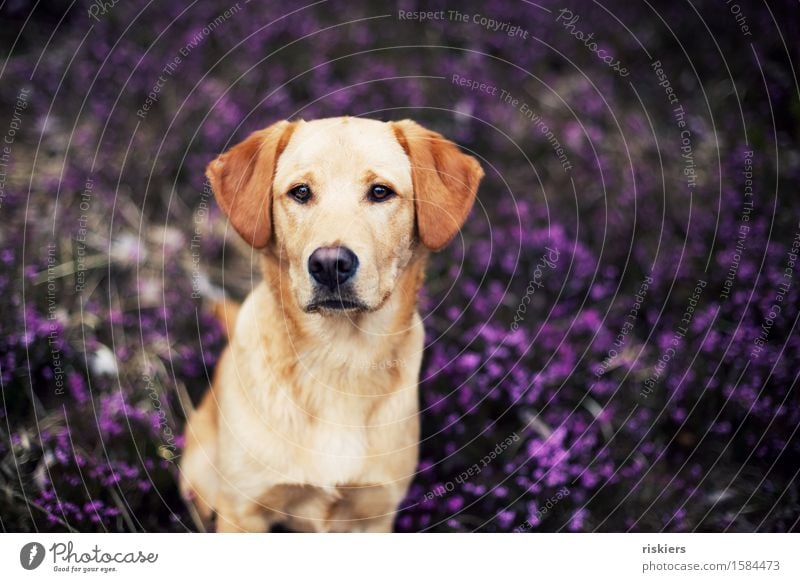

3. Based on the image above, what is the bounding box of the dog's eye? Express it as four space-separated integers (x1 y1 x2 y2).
368 184 395 203
289 184 312 204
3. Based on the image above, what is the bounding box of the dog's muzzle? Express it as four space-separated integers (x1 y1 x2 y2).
306 245 366 312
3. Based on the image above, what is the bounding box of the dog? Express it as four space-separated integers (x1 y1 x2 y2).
179 117 483 532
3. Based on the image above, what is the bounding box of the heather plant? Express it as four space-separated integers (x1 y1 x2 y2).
0 0 798 532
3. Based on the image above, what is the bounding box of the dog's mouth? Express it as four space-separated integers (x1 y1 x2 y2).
305 296 369 313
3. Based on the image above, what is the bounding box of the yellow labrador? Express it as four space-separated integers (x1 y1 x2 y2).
179 117 483 532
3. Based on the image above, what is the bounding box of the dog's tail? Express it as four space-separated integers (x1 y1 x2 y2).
212 299 241 339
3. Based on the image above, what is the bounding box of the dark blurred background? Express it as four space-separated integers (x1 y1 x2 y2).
0 0 798 532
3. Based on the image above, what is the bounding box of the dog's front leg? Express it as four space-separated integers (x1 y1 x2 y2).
331 483 407 533
355 513 395 533
215 487 272 533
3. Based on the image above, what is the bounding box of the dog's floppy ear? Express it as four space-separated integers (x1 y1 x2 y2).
206 120 296 249
392 119 484 251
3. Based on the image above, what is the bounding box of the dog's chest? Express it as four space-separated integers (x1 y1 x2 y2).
230 298 422 489
248 356 408 487
288 361 390 482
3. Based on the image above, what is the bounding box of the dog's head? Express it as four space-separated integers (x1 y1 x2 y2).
206 117 483 315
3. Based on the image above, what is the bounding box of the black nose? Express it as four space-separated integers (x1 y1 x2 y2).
308 246 359 290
